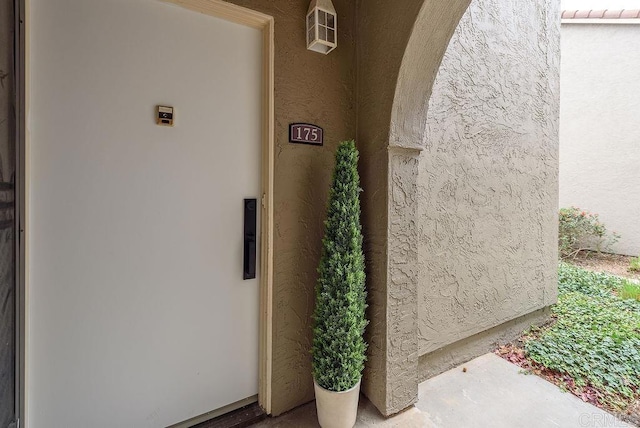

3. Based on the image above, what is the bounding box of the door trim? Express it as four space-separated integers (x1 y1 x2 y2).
18 0 276 424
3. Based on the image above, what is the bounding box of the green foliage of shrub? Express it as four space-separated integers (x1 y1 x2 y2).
629 256 640 273
558 207 620 259
525 263 640 408
312 141 368 392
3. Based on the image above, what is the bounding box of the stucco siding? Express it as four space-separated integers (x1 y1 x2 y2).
559 24 640 256
226 0 357 415
417 0 560 355
356 0 472 415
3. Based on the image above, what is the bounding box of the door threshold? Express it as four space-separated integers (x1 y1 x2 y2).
168 396 266 428
190 402 265 428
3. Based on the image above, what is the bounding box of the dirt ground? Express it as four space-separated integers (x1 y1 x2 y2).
567 251 640 281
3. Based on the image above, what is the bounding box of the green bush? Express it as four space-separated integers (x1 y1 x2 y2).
629 256 640 272
312 140 368 392
558 207 619 259
525 263 640 409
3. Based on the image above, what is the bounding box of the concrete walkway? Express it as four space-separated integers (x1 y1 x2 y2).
253 353 634 428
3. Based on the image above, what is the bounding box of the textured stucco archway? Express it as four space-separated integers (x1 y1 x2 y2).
357 0 472 416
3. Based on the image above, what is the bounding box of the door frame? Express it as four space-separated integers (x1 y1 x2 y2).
15 0 26 427
16 0 276 425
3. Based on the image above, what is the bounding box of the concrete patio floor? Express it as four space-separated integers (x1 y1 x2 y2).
253 353 634 428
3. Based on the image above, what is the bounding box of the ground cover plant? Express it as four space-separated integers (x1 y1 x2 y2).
630 256 640 273
497 263 640 423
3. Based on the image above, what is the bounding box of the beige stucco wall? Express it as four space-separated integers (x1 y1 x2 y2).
417 0 560 356
559 23 640 256
355 1 421 417
357 0 472 417
226 0 356 416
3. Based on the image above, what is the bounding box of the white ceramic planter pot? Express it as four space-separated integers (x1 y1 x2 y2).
314 379 361 428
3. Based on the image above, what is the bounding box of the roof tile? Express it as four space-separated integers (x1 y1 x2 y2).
588 9 606 18
620 9 640 19
603 9 623 18
574 10 591 19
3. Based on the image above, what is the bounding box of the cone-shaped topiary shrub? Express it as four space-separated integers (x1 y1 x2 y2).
312 140 368 392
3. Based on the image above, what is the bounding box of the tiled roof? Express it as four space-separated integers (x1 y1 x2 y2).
562 9 640 19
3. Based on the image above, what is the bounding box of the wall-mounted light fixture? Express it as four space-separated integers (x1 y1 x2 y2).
306 0 337 55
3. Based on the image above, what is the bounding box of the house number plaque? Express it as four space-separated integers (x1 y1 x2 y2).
289 123 323 146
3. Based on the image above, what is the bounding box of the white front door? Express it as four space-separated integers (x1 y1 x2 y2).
28 1 262 426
